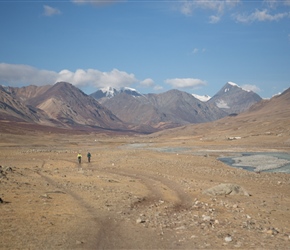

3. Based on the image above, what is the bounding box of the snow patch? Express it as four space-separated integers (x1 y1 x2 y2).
0 85 10 93
227 81 251 93
100 87 117 97
215 99 230 109
120 87 137 92
228 81 238 87
99 86 142 98
192 94 211 102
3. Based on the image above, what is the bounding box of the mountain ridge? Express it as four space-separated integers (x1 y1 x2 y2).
153 86 290 140
208 82 262 114
1 81 265 133
1 82 128 131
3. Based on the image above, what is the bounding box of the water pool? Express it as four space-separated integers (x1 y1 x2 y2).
219 152 290 174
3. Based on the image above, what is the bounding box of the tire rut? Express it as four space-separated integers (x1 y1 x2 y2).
35 161 171 249
95 167 193 209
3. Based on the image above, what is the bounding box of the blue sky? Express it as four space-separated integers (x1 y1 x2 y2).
0 0 289 98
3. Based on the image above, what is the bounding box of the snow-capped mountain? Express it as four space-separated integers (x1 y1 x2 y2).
192 94 211 102
0 81 265 133
208 82 262 114
90 86 142 100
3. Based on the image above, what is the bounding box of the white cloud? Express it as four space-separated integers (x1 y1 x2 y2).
196 0 240 12
179 0 290 24
43 5 61 16
0 63 138 89
180 1 194 16
0 63 58 85
153 85 164 91
179 0 240 20
140 78 154 87
192 48 206 54
71 0 123 6
164 78 207 89
233 9 290 23
264 0 290 8
57 68 138 88
241 84 261 93
209 15 221 23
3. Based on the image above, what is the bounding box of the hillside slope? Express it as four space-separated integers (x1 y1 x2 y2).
100 89 227 130
153 87 290 147
208 82 262 114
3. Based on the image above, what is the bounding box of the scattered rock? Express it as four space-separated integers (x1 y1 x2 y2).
108 179 119 183
175 226 186 230
5 166 13 172
202 215 211 221
203 183 250 196
228 137 241 140
266 227 279 235
136 218 146 224
40 194 52 199
224 235 233 242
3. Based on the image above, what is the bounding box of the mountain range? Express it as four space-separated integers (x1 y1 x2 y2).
0 81 267 133
155 86 290 141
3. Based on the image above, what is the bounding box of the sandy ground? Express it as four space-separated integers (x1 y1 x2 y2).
1 130 290 249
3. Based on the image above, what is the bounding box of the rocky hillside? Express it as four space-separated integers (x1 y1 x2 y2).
208 82 262 115
97 89 227 130
0 81 264 133
0 85 52 124
154 87 290 142
1 82 127 130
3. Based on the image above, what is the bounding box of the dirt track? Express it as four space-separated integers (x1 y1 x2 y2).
1 132 290 249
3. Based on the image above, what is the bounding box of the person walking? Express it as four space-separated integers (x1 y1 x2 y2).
77 153 82 164
87 152 91 163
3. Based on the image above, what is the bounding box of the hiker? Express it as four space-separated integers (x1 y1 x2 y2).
77 153 82 164
87 152 91 163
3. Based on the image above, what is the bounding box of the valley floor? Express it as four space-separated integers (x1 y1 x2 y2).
1 131 290 249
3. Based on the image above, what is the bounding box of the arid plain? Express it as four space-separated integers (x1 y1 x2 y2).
1 107 290 250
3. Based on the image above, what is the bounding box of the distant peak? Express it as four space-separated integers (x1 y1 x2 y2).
227 81 239 87
100 86 115 92
226 82 251 93
100 87 117 97
95 86 142 99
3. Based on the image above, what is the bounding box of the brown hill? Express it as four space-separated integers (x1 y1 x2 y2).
27 82 128 129
2 82 128 131
8 85 51 102
0 85 54 125
152 87 290 147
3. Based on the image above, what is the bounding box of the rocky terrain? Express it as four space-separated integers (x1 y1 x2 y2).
1 82 126 130
1 116 290 249
1 86 289 249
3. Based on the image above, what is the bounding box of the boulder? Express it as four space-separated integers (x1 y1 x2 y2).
203 183 250 196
